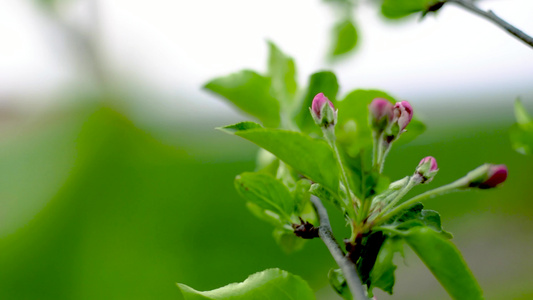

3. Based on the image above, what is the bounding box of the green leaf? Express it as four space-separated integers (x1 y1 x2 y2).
510 123 533 155
235 172 294 220
297 200 319 228
403 227 483 300
337 90 397 156
363 170 390 200
510 100 533 155
342 150 389 200
255 149 280 175
273 227 306 253
372 173 391 196
330 20 358 57
218 121 262 134
310 183 346 212
381 0 441 19
267 41 298 106
177 268 316 300
357 231 387 286
369 236 404 295
292 179 312 215
291 180 318 227
246 202 284 227
391 203 452 238
343 149 371 200
328 269 352 300
276 161 299 191
205 70 280 127
220 124 340 193
515 99 532 125
418 210 452 238
294 72 339 133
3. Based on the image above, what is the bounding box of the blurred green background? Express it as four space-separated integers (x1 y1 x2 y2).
0 97 532 300
1 0 533 299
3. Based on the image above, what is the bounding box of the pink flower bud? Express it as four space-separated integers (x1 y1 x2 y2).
419 156 438 172
370 98 393 121
415 156 438 183
393 101 413 132
369 98 393 132
479 164 508 189
311 93 334 120
310 93 337 129
465 164 508 189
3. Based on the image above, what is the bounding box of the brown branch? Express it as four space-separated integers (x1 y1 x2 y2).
446 0 533 48
310 196 369 300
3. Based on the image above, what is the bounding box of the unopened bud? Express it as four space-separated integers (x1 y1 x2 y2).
415 156 438 183
369 98 393 133
466 164 508 189
392 101 413 132
310 93 337 128
389 176 410 190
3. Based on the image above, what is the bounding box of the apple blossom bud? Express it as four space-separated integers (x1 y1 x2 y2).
369 98 393 132
479 165 508 189
419 156 438 172
465 164 508 189
310 93 337 128
392 101 413 132
311 93 333 117
415 156 439 183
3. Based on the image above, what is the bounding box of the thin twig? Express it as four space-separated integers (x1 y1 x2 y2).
446 0 533 48
310 196 368 300
374 178 467 227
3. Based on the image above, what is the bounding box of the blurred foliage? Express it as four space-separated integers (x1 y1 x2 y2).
267 41 299 107
0 105 333 299
34 0 60 9
400 227 483 299
381 0 443 19
322 0 359 59
205 71 281 128
330 19 358 57
0 102 531 299
322 0 444 59
510 99 533 155
5 0 533 299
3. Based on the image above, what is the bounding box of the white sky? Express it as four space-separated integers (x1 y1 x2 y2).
0 0 532 118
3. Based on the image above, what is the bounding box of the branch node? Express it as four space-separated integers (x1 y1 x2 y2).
292 219 319 239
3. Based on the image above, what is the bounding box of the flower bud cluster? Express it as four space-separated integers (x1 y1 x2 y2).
307 92 509 215
369 99 413 139
368 99 415 171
